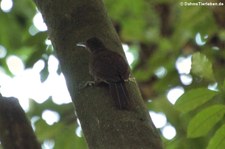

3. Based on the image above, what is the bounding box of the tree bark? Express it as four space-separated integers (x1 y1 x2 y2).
0 95 41 149
33 0 163 148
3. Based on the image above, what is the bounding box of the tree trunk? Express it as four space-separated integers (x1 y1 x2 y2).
33 0 163 148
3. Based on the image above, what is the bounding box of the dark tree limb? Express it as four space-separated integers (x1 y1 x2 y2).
211 0 225 28
33 0 163 148
0 95 41 149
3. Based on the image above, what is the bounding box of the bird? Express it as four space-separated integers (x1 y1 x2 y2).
84 37 131 109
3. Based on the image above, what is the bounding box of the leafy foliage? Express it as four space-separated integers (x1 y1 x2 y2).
207 124 225 149
187 105 225 138
175 88 218 113
0 0 225 148
191 52 215 81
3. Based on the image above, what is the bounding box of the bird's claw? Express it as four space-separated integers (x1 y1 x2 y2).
124 77 136 83
79 81 96 89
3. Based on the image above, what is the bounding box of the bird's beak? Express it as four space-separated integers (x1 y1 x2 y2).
76 42 86 47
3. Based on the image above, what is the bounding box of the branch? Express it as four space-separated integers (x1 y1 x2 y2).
33 0 163 148
0 95 41 149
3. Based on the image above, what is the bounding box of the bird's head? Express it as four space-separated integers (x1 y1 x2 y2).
76 37 105 53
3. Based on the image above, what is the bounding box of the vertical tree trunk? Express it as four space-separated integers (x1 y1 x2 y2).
33 0 163 148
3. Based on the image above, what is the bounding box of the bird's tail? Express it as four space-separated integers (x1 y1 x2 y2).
109 81 130 109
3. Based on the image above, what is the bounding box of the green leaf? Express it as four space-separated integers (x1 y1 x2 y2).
40 63 49 82
25 48 45 68
191 52 215 81
187 105 225 138
207 124 225 149
175 88 218 113
35 119 63 140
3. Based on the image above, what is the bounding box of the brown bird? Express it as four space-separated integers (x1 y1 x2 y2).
85 37 131 109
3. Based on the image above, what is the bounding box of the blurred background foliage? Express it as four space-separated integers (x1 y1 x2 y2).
0 0 225 148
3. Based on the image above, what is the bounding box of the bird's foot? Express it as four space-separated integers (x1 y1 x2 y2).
79 81 96 89
125 77 136 83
